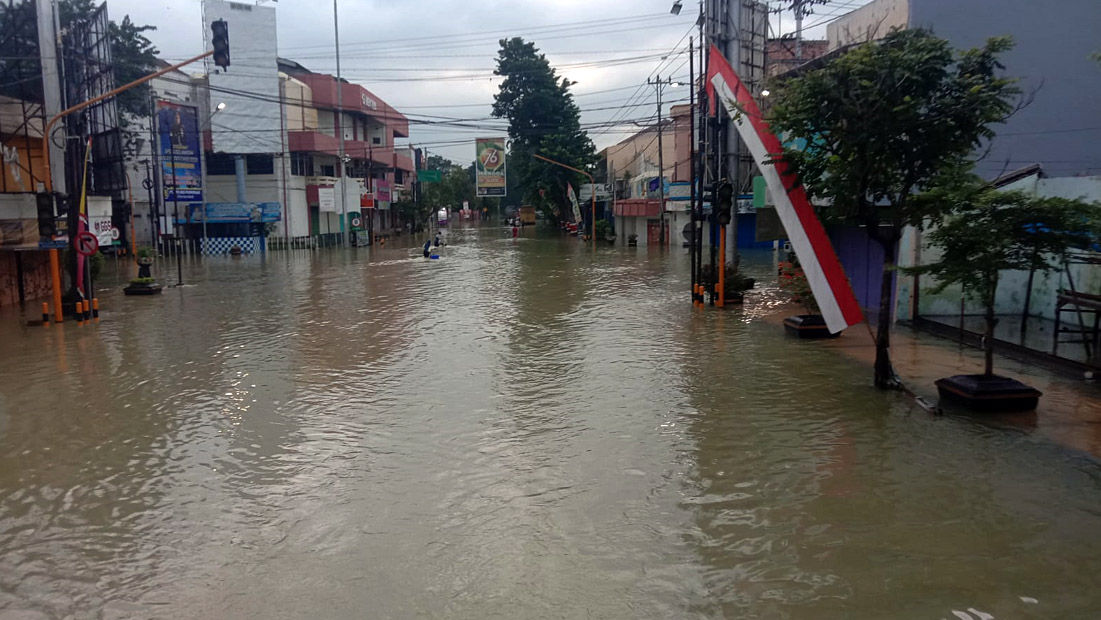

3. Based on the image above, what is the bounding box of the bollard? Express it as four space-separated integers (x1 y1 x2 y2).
82 300 90 322
42 302 50 326
76 302 84 325
92 298 100 321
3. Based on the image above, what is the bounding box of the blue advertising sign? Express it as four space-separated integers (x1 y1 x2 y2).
181 202 282 223
157 101 203 203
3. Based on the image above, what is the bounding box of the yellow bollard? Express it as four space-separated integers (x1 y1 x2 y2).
76 301 84 326
41 302 50 326
92 298 99 322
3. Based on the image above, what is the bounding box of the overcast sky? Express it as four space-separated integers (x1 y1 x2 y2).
103 0 863 163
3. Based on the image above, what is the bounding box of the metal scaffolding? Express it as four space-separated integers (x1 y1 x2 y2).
0 0 46 193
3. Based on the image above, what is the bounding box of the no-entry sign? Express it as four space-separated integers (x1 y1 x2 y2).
75 231 99 257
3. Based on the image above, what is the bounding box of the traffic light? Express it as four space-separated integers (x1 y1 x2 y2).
36 192 56 238
715 180 734 226
211 20 230 69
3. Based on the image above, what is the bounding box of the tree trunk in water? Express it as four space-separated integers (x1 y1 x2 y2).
984 279 997 378
984 309 996 377
874 260 895 389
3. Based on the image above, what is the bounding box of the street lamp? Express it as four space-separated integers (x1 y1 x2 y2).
760 89 771 98
197 101 227 249
671 1 683 15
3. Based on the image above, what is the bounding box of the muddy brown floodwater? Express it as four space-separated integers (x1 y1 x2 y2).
2 225 1101 619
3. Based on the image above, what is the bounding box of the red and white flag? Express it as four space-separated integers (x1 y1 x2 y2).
706 45 862 333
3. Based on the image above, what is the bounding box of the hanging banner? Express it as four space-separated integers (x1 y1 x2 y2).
475 137 507 197
156 101 203 203
567 182 582 224
706 45 862 334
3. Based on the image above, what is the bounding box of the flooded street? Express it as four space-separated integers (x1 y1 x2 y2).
2 226 1101 619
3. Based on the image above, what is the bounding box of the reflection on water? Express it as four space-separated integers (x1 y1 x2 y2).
1 226 1100 619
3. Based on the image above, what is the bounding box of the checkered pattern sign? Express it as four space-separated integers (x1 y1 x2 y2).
202 237 258 255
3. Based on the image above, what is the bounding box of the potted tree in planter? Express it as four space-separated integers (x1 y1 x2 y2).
594 219 616 245
780 256 838 338
124 247 163 295
907 176 1101 412
699 254 756 304
768 30 1019 388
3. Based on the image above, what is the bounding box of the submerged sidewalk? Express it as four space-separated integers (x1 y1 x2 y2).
768 305 1101 459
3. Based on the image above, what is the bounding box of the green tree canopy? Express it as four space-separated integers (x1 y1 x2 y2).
492 37 595 222
907 175 1101 376
768 28 1019 388
59 0 160 119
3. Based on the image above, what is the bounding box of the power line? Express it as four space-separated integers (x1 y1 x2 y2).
169 15 689 65
275 13 675 53
603 22 697 130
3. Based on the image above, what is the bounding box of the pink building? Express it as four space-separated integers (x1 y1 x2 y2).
279 59 414 239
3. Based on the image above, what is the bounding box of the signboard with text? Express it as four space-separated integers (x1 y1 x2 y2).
417 169 441 183
318 187 336 212
375 179 391 203
156 101 203 203
475 137 507 197
182 202 282 223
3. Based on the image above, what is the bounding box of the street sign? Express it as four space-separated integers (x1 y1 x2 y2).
350 216 362 229
75 231 99 256
110 227 121 241
38 240 67 250
417 169 442 183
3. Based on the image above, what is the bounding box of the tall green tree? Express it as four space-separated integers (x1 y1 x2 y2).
768 29 1018 389
906 176 1101 377
423 163 474 212
492 37 595 222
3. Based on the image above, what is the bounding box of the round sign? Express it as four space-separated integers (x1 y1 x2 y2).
110 227 121 241
75 231 99 256
351 217 362 229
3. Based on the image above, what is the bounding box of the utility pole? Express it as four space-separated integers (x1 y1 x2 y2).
142 160 155 247
171 142 182 286
367 143 374 245
648 74 676 248
794 0 804 60
688 36 697 303
333 0 347 247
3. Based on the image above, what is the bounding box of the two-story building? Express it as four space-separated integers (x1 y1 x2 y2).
602 119 676 247
278 59 413 243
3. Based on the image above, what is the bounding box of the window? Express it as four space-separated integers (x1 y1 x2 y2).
320 164 335 177
206 152 236 175
246 154 274 175
290 152 313 176
372 136 381 145
394 170 404 185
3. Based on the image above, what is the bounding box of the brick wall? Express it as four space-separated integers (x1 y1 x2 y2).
766 39 830 77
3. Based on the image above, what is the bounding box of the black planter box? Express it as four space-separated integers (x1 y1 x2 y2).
935 374 1042 412
783 314 840 339
124 282 163 296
